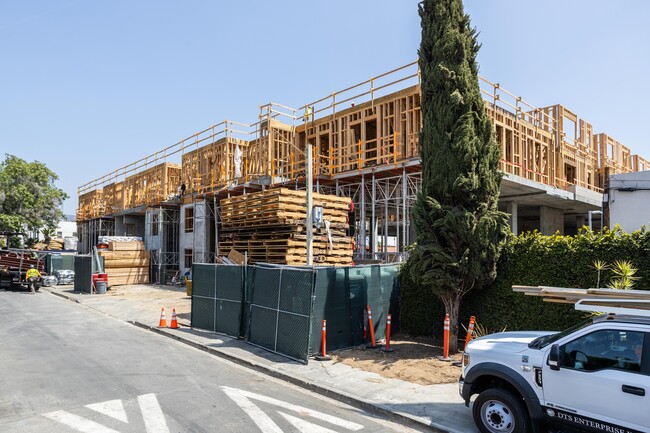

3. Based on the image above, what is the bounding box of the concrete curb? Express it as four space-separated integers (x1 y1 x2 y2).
132 321 445 433
45 287 81 303
46 288 449 433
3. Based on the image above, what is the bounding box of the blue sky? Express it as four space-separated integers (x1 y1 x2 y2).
2 1 649 215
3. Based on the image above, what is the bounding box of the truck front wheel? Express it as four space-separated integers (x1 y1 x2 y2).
472 388 530 433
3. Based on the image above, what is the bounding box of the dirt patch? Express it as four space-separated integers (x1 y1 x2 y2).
331 335 463 385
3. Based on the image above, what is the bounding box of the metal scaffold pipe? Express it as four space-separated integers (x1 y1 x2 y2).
306 143 314 266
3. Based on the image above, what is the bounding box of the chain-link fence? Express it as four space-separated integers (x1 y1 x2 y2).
191 263 245 337
310 265 399 355
191 263 400 364
247 265 315 363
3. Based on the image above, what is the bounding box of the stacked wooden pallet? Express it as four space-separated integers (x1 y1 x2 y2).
219 188 353 266
513 285 650 305
99 241 149 286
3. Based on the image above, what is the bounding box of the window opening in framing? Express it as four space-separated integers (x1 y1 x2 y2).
152 213 159 236
185 207 194 233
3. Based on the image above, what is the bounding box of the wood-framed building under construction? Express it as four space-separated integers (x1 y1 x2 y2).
77 61 648 280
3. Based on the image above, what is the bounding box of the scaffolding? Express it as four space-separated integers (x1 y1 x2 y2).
147 206 180 284
78 218 115 254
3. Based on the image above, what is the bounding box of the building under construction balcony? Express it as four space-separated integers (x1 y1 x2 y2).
77 61 648 279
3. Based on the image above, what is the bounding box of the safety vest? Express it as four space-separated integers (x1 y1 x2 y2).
26 269 40 279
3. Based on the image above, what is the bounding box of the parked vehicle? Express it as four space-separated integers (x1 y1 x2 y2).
460 301 649 433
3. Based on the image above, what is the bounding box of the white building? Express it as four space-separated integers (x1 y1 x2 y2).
607 171 650 232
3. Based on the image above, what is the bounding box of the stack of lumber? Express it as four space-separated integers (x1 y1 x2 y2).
0 251 45 273
48 238 64 250
219 188 353 266
513 285 650 306
99 241 149 286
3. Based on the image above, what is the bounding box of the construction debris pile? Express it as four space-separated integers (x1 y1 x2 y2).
218 188 353 266
99 241 150 286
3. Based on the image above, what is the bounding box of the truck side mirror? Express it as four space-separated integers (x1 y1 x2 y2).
548 344 561 371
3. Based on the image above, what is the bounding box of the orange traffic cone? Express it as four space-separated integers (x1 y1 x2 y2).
169 308 179 329
158 308 167 328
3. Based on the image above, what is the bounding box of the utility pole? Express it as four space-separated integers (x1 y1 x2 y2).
306 142 314 266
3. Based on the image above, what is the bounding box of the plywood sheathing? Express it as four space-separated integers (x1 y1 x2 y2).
102 182 124 216
77 189 104 221
122 162 181 210
182 136 248 194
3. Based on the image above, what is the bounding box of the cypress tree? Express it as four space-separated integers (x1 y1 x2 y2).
411 0 508 352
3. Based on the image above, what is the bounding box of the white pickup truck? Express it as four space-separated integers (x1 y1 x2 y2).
459 306 649 433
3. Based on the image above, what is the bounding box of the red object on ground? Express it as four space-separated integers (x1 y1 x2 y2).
385 314 392 350
367 305 378 348
463 316 476 352
443 314 450 359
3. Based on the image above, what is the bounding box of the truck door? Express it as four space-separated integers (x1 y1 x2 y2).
542 329 649 432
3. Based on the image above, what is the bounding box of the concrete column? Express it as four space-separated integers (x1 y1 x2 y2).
576 215 586 231
540 206 564 235
505 201 519 235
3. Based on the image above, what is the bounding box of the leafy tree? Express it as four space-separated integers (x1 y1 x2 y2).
410 0 508 352
0 154 68 246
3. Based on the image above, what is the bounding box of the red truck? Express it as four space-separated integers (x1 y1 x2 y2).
0 250 45 290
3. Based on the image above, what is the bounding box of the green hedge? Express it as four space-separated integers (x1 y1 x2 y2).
400 228 650 338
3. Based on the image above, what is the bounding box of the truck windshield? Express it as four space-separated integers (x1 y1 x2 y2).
528 317 594 349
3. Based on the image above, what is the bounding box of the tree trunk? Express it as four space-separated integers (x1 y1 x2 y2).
441 293 461 354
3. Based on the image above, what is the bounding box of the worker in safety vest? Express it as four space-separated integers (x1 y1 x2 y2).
25 265 41 294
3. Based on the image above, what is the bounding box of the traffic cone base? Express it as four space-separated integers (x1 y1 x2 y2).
169 308 179 329
381 313 395 352
314 354 332 361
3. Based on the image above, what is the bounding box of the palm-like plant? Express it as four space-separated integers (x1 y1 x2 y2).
608 260 639 290
593 260 609 289
41 226 57 243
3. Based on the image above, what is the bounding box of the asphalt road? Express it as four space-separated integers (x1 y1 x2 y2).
0 289 426 433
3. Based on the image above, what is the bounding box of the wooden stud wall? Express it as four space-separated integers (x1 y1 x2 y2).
539 105 598 190
182 137 248 194
79 63 650 223
123 162 181 210
295 86 421 176
245 119 295 182
102 182 124 215
633 154 650 172
594 133 634 189
77 189 104 221
487 103 554 185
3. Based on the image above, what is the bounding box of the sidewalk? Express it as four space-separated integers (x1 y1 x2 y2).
42 284 477 433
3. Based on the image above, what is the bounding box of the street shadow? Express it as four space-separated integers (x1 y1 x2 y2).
170 326 304 366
